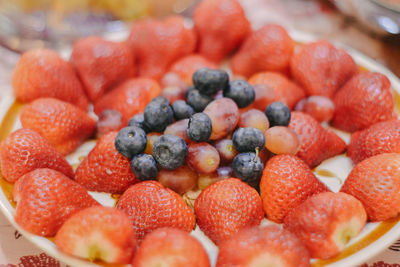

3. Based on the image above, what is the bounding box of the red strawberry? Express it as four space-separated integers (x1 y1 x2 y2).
341 153 400 221
13 168 98 236
290 40 358 97
94 78 161 123
333 72 395 132
55 206 136 264
248 71 306 110
231 25 295 78
11 49 88 110
20 98 96 155
96 109 124 138
70 36 136 102
284 192 367 259
217 225 311 267
116 181 195 241
194 178 264 245
127 16 197 80
132 228 210 267
289 111 346 168
260 155 328 223
75 131 139 194
0 128 73 183
193 0 250 63
348 120 400 163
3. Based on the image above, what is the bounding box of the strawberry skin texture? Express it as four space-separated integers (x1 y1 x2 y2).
70 36 136 102
116 181 195 241
333 72 395 132
75 131 139 194
13 168 98 237
341 153 400 221
0 128 73 183
11 49 88 110
260 155 328 223
194 178 264 245
289 111 346 168
20 98 96 155
55 206 137 264
132 228 210 267
217 225 311 267
290 40 358 97
284 192 367 259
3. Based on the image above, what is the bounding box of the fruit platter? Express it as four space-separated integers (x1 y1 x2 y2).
1 0 400 266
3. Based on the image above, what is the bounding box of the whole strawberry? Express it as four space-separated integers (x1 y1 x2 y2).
70 36 136 102
260 155 328 223
193 0 250 63
75 132 139 194
13 168 98 236
20 98 96 155
11 49 88 110
0 128 73 182
194 178 264 245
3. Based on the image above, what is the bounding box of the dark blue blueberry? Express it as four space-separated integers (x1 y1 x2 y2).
153 134 188 170
223 80 255 108
192 68 229 96
232 127 265 153
115 126 147 159
130 154 158 181
144 96 174 132
128 113 149 132
187 113 212 142
233 152 264 187
186 89 213 112
185 86 195 99
172 100 195 120
264 101 291 127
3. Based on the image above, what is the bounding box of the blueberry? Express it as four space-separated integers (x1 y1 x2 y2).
153 134 188 170
115 126 147 159
233 152 264 187
187 113 212 142
130 154 158 181
265 102 291 127
128 113 149 132
144 97 174 132
172 100 195 120
232 127 265 153
223 80 255 108
185 86 195 99
192 68 229 96
186 89 213 112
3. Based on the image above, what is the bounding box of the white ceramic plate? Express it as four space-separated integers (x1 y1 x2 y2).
0 31 400 267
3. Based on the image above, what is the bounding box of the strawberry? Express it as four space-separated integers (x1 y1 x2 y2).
194 178 264 245
75 131 139 194
55 206 136 264
96 109 124 138
127 16 197 80
13 168 98 236
332 72 395 132
348 120 400 164
11 49 88 110
0 128 73 183
341 153 400 222
260 155 328 223
116 181 195 241
284 192 367 259
132 228 210 267
94 77 161 123
289 111 346 168
20 98 96 155
290 40 358 97
248 71 306 110
193 0 250 63
216 225 311 267
231 25 295 78
70 36 136 102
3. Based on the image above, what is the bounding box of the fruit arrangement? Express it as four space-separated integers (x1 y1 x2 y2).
1 0 400 266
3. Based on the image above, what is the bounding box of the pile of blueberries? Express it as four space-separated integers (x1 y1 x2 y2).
115 68 291 188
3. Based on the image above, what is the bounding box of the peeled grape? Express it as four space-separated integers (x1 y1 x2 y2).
264 126 300 155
